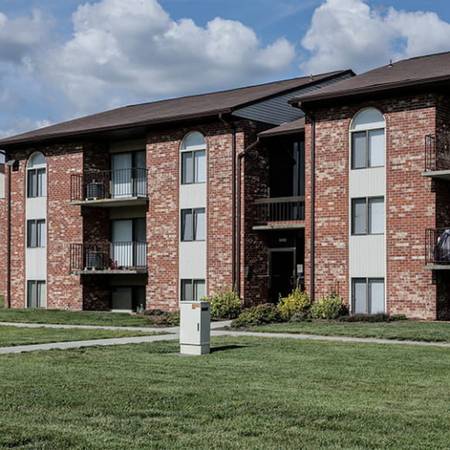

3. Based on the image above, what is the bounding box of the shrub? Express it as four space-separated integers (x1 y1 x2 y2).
310 294 346 320
277 288 311 321
204 289 242 320
231 303 281 328
143 309 180 326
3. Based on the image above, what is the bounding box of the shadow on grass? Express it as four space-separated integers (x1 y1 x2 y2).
210 344 248 353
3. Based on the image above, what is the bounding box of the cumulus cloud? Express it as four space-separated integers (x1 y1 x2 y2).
301 0 450 74
44 0 295 113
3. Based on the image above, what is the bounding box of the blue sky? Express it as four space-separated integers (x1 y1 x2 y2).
1 0 450 138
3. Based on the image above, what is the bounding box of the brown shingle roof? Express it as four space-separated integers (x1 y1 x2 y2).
292 51 450 106
259 118 305 138
0 70 349 148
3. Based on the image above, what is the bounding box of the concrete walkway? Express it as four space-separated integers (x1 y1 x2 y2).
0 333 178 354
1 320 450 354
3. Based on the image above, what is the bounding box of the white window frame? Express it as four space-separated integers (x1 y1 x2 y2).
26 152 47 198
351 196 385 236
180 279 206 301
351 278 385 315
180 132 207 185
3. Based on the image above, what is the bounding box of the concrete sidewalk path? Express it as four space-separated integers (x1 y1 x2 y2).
212 329 450 348
0 333 178 354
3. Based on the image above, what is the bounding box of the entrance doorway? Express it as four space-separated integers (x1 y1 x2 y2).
269 248 296 303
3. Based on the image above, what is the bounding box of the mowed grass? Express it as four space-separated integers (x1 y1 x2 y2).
0 308 157 327
1 337 450 449
0 326 157 347
247 320 450 342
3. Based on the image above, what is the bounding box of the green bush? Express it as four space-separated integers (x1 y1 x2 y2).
204 289 242 320
231 303 281 328
310 294 346 320
277 288 311 321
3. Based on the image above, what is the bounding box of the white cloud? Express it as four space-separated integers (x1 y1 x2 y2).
44 0 295 113
301 0 450 74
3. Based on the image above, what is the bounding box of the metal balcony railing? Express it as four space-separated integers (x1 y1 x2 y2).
254 196 305 224
70 168 148 202
425 228 450 265
70 241 148 272
425 132 450 172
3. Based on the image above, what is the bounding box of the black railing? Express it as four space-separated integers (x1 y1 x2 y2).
425 133 450 172
70 241 147 272
70 168 148 202
254 196 305 224
425 228 450 265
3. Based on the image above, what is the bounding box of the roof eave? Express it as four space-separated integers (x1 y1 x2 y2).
290 74 450 108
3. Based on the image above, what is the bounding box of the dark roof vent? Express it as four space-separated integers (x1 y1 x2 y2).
389 59 393 68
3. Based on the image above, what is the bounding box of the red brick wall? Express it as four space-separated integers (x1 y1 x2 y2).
146 120 249 310
304 93 438 319
6 144 84 309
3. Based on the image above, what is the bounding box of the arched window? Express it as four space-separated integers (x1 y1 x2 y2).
180 132 206 184
350 108 385 169
27 152 47 198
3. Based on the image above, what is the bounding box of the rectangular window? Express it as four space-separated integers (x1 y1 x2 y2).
27 219 46 248
352 278 385 314
181 150 206 184
27 280 46 308
368 197 384 234
27 168 46 198
351 129 384 169
181 208 205 241
351 197 384 235
181 279 206 301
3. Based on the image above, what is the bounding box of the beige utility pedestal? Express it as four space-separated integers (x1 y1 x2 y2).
179 301 210 355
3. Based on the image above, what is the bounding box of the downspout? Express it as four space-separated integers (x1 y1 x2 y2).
0 150 11 308
218 114 237 291
309 114 316 303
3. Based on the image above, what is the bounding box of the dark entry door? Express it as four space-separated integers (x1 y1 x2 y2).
269 249 295 303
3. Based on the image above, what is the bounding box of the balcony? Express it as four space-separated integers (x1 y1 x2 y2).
70 241 148 274
253 196 305 230
423 133 450 180
70 168 148 207
425 228 450 270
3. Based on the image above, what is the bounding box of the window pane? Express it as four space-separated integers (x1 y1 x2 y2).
27 281 36 308
194 280 205 301
181 280 193 301
352 199 367 235
368 129 385 167
369 279 384 314
353 279 367 314
181 210 193 241
38 220 46 247
195 150 206 183
27 170 36 198
369 197 384 234
194 208 206 241
37 168 46 197
182 152 194 184
27 221 34 247
351 132 366 169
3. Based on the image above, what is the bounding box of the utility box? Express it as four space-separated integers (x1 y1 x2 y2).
180 301 210 355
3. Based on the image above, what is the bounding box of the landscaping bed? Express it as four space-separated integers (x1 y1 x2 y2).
0 325 160 347
0 337 449 449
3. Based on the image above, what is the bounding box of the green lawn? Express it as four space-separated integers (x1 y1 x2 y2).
0 308 160 327
0 326 157 347
246 320 450 342
1 337 449 449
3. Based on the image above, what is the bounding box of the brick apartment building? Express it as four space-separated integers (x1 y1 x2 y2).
1 51 450 320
